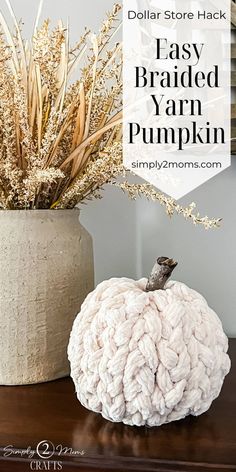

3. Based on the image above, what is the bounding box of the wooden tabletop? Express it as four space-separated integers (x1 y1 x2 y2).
0 340 235 472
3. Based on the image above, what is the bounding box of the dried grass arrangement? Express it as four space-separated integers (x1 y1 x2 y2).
0 1 220 229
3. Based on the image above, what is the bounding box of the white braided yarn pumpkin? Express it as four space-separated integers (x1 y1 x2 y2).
68 258 230 427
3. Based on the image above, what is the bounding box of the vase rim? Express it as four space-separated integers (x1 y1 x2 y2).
0 209 81 220
0 208 80 213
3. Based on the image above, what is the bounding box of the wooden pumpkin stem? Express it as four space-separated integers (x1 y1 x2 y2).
146 257 178 292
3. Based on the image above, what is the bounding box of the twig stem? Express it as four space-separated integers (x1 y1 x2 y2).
146 257 178 292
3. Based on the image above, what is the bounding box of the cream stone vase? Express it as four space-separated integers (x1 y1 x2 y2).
0 209 94 385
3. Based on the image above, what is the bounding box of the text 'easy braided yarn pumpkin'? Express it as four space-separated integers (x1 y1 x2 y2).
68 257 231 427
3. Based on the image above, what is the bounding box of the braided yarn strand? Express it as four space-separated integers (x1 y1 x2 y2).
68 278 230 427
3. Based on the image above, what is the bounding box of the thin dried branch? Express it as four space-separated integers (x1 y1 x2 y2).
114 182 221 230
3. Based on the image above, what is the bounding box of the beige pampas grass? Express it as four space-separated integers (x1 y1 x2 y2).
0 1 220 229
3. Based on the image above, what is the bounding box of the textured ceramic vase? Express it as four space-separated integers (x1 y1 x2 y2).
0 209 94 385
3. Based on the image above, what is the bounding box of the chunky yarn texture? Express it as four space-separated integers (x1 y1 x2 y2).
68 278 230 427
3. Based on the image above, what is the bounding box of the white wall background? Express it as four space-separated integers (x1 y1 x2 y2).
4 0 236 336
82 161 236 338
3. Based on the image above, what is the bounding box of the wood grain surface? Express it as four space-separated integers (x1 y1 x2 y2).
0 340 235 472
